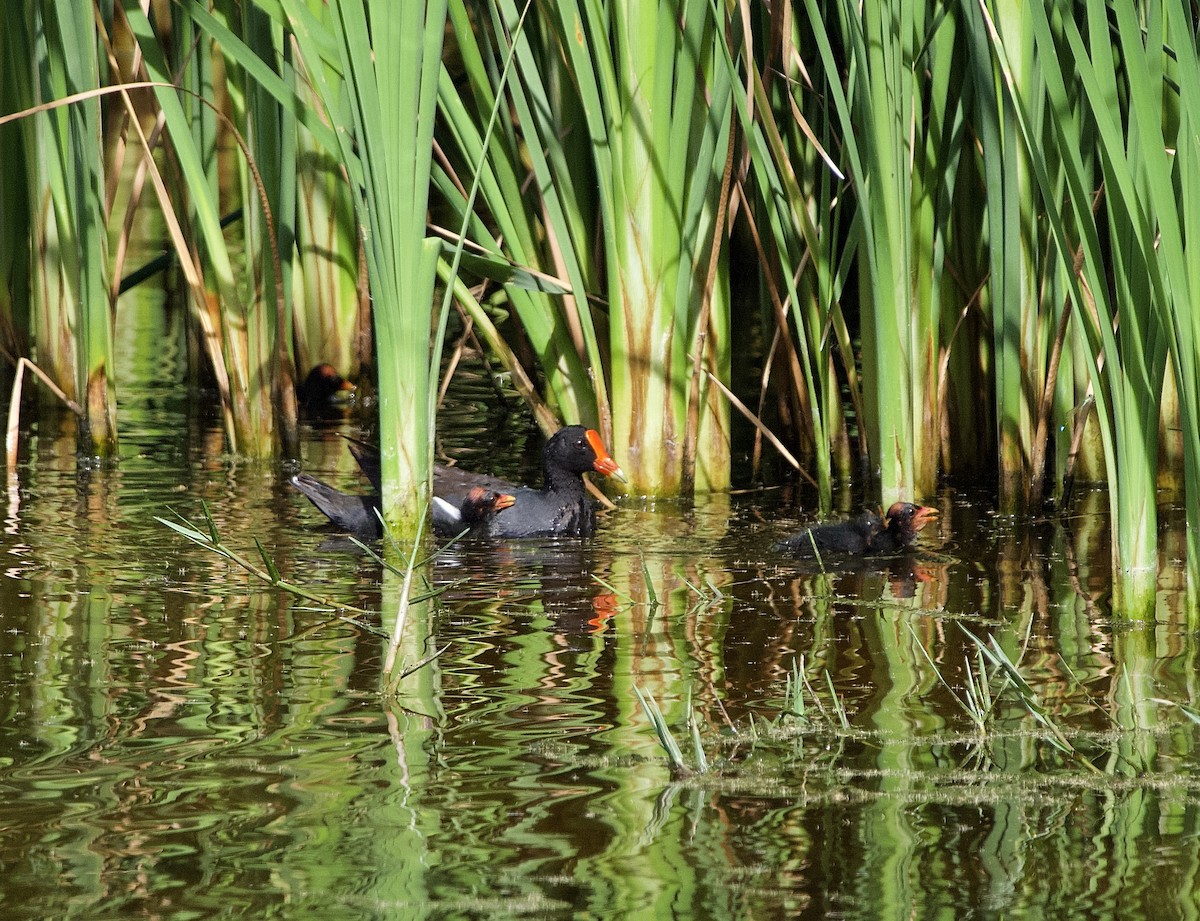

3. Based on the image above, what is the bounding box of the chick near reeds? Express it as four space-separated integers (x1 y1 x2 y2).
871 502 939 553
775 509 885 558
432 487 516 533
297 363 355 409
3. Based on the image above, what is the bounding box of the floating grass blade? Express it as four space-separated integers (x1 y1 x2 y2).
798 658 834 726
634 685 689 776
824 669 850 731
589 574 637 606
680 571 726 615
255 537 282 584
961 643 996 729
908 623 996 732
1150 699 1200 727
806 531 825 571
960 627 1098 771
155 509 372 616
641 556 660 610
686 690 709 775
201 500 220 545
782 658 809 724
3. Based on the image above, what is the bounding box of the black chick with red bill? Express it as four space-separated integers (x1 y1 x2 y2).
774 509 886 558
297 363 356 410
871 502 939 553
775 502 940 559
434 487 516 535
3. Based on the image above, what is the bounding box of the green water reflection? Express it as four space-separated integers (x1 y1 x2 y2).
2 310 1200 919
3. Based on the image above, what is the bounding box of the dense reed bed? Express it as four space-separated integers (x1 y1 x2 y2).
2 0 1197 611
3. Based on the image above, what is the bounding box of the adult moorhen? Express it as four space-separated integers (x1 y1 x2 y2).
775 509 885 559
870 502 939 553
291 425 624 539
291 472 378 534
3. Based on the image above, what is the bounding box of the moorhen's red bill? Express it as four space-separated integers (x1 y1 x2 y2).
291 425 624 539
870 502 939 553
775 509 885 558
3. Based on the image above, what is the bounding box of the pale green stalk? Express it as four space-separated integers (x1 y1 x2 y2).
1061 0 1169 615
437 0 598 428
125 1 287 456
605 0 731 493
438 0 734 493
907 3 960 496
721 5 841 508
1118 0 1200 605
18 3 73 395
291 57 364 380
274 0 446 530
55 1 116 454
553 0 733 494
183 0 365 401
28 2 117 455
801 0 950 503
983 0 1165 615
219 0 299 454
191 0 448 515
856 0 918 502
966 0 1088 512
0 9 31 360
976 0 1040 513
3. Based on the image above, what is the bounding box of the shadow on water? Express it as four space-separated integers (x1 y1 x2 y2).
2 317 1200 919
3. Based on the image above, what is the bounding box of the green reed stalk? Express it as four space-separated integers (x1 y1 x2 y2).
0 11 31 362
543 0 734 494
436 0 600 430
1111 0 1200 607
721 4 843 509
853 0 920 501
439 0 735 493
801 0 950 503
984 0 1166 616
1059 0 1172 616
274 0 446 531
968 0 1091 513
605 0 733 494
28 2 117 455
290 60 365 382
184 0 368 415
220 0 299 454
24 10 72 398
170 7 230 427
974 0 1040 514
125 1 289 457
